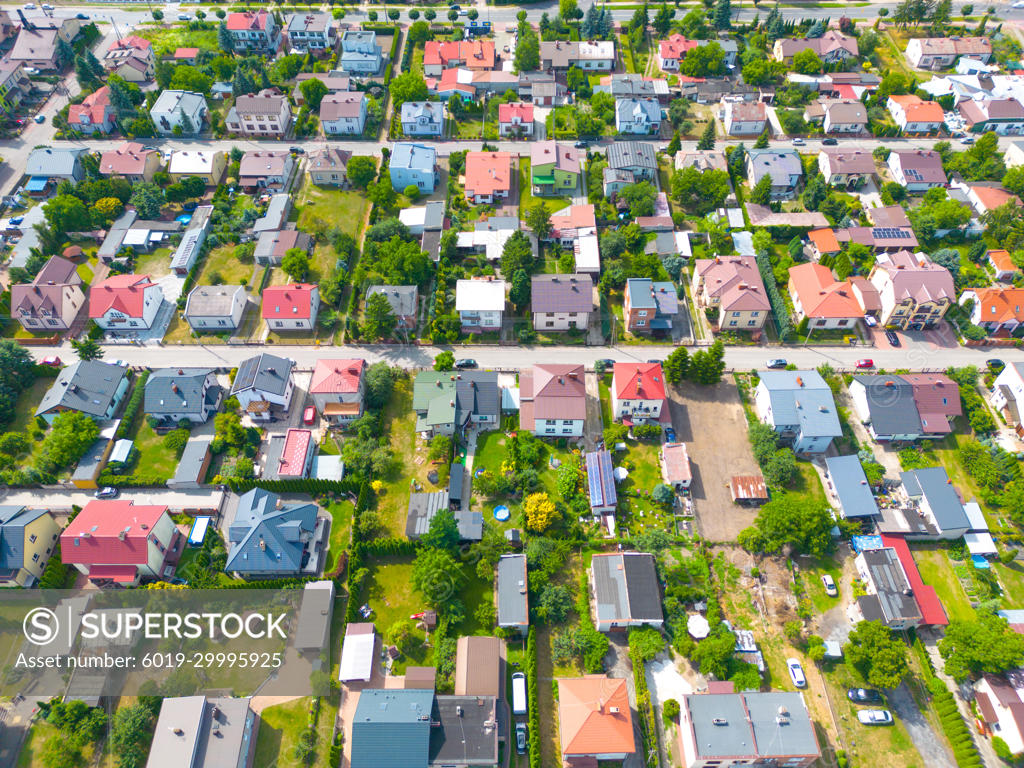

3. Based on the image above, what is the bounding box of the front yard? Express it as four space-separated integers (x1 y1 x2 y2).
136 23 220 56
294 176 370 241
518 159 570 216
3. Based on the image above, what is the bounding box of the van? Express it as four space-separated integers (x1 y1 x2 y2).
511 672 527 716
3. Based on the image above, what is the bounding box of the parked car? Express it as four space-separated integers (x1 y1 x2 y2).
856 359 875 369
76 12 89 19
178 13 192 20
885 330 900 347
574 140 588 149
664 426 676 442
1014 1 1024 7
847 688 883 703
792 137 806 146
864 315 877 327
33 114 45 124
646 358 661 364
821 574 838 597
787 657 806 688
595 358 615 371
41 356 61 367
515 723 528 755
303 406 316 426
23 3 36 8
23 68 39 76
40 2 52 8
289 146 305 155
822 137 839 146
95 487 119 499
766 358 788 369
454 358 478 369
960 136 976 144
988 359 1006 371
857 709 893 725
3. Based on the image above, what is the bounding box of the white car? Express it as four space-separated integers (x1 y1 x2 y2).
1013 1 1024 8
23 2 35 8
787 657 806 688
792 137 806 146
858 709 893 725
821 574 838 597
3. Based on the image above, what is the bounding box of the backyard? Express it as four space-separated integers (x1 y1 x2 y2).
910 545 976 622
196 243 257 287
294 176 371 241
518 159 570 217
136 23 220 56
253 697 334 768
133 247 174 280
125 418 183 482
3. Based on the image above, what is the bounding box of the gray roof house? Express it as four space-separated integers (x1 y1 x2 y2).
405 490 482 542
614 98 661 135
411 370 500 437
430 695 499 766
854 547 923 630
746 148 804 200
900 467 970 539
144 695 259 768
25 147 86 186
169 204 213 276
36 360 130 422
366 285 418 329
754 370 842 454
824 454 880 519
679 690 820 768
0 505 60 588
225 488 321 577
168 436 212 489
294 580 335 654
848 374 954 442
351 689 433 768
339 29 382 74
589 551 663 632
230 352 295 417
144 368 221 424
183 284 248 331
401 101 444 137
496 553 528 635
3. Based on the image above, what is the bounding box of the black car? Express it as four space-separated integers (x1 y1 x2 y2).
289 146 305 155
885 330 900 347
76 12 90 19
822 137 838 146
647 358 661 364
595 358 615 372
988 358 1006 371
847 688 883 703
574 140 588 149
454 358 478 369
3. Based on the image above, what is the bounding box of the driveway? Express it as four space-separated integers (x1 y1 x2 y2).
584 371 604 451
886 682 956 768
834 388 902 478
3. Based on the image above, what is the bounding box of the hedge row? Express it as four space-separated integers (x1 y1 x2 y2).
224 477 359 494
630 645 660 768
526 627 540 768
913 639 983 768
96 472 169 487
115 370 150 440
755 251 794 342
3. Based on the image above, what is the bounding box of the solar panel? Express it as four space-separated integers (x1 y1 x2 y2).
871 227 913 240
905 168 924 181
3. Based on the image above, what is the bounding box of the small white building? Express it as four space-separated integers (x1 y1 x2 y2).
455 278 505 332
184 284 248 331
149 89 208 135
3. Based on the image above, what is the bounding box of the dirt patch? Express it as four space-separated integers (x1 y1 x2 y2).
667 380 760 542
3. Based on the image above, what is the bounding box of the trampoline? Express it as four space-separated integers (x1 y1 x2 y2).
493 505 510 521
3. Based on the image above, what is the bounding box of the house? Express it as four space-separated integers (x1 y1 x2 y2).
170 204 213 276
498 102 534 137
252 194 292 234
406 490 482 542
102 35 154 82
145 696 259 768
35 360 129 422
818 147 877 187
520 364 586 437
992 363 1024 435
307 146 351 187
806 228 842 261
691 255 770 331
964 184 1022 216
464 151 512 204
869 250 955 329
891 468 971 540
366 285 418 331
284 11 335 52
958 97 1024 134
320 91 368 135
988 249 1020 282
0 505 60 587
678 689 821 768
598 73 671 100
887 149 947 190
887 94 946 133
723 100 767 135
906 36 991 69
746 148 803 199
350 689 433 768
310 358 365 425
496 553 528 635
975 673 1024 755
144 368 220 425
0 61 30 115
605 141 658 195
1008 140 1024 169
265 428 315 480
582 449 618 520
239 150 294 190
391 142 438 194
225 9 280 53
399 200 444 235
964 286 1024 334
262 284 320 331
589 551 663 631
411 370 500 437
646 231 692 260
167 150 226 184
60 500 179 585
168 436 212 489
788 262 864 330
824 454 880 519
339 30 382 74
623 278 679 335
615 98 661 134
455 278 505 332
226 88 291 137
253 229 312 267
657 34 699 71
530 140 582 196
10 255 84 332
530 274 594 332
423 39 496 76
854 542 941 628
89 274 163 331
173 47 198 64
184 284 247 331
150 90 207 136
558 676 636 763
68 86 115 134
820 99 868 133
612 362 667 425
455 636 505 698
293 71 351 104
25 147 85 189
848 373 961 440
225 488 320 577
540 40 615 70
8 18 76 70
660 442 692 491
773 31 859 63
99 142 162 182
401 101 443 137
755 369 842 454
230 352 295 419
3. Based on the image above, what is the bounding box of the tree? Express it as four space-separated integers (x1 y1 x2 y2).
390 71 429 107
281 248 310 282
36 411 99 474
754 127 771 149
109 703 154 768
619 181 658 218
671 167 730 215
713 0 731 29
411 546 461 610
420 506 460 550
408 20 430 44
688 340 725 384
364 363 397 411
939 610 1024 682
1004 166 1024 197
385 619 420 657
537 584 573 623
681 42 726 77
434 351 455 371
515 25 541 73
129 183 164 219
750 173 773 205
844 620 909 689
793 48 823 74
299 77 329 110
762 448 797 487
510 269 531 311
653 2 675 34
218 22 234 53
367 179 397 209
652 484 675 505
524 492 558 532
526 202 552 241
363 291 398 341
737 496 835 558
666 130 681 156
348 156 377 189
696 120 716 150
664 347 690 384
501 230 535 277
44 194 90 235
71 338 103 361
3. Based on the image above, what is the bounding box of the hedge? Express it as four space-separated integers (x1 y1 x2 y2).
116 370 150 440
630 645 660 768
913 638 983 768
526 627 540 768
224 477 359 495
755 251 794 342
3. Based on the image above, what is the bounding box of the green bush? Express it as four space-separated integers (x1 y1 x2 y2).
116 370 150 440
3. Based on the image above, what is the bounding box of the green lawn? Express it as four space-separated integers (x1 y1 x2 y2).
128 419 182 481
618 439 661 493
197 243 255 286
294 176 370 241
360 556 433 672
8 376 51 435
376 377 423 537
18 721 98 768
453 117 484 139
910 545 976 622
137 25 220 56
325 500 354 573
801 555 844 614
598 374 613 428
134 246 173 279
253 697 330 768
994 561 1024 609
518 159 570 216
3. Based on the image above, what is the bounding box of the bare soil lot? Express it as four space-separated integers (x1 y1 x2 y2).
667 380 759 542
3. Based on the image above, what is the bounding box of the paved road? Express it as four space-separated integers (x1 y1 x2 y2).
886 682 956 768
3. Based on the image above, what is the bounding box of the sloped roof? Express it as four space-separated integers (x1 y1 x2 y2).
144 368 217 417
89 273 157 319
231 353 294 396
310 358 364 394
825 454 879 518
531 274 593 314
522 364 586 427
971 286 1024 324
262 284 317 320
901 467 970 533
585 449 617 509
591 551 663 624
36 360 128 417
873 250 955 303
464 151 512 196
694 256 771 312
789 262 863 318
60 500 167 566
757 369 842 439
613 362 666 401
225 488 316 573
558 676 635 757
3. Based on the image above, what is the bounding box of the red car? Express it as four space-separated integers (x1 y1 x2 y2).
856 359 875 369
41 356 62 367
303 406 316 425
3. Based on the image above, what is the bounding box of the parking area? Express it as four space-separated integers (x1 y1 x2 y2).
666 380 760 542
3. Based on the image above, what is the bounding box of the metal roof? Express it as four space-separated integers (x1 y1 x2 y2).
825 455 879 518
757 370 842 439
171 436 212 486
294 580 334 652
901 467 970 532
339 623 376 682
591 552 663 624
685 691 820 760
585 450 617 510
36 360 128 418
405 491 451 538
231 353 293 397
496 554 528 628
351 689 432 768
144 368 217 418
859 547 923 625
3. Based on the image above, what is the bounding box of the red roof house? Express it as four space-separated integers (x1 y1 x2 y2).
261 284 320 331
309 358 366 422
98 142 162 182
902 373 962 435
423 40 495 75
89 274 163 330
788 262 864 330
463 151 513 204
657 34 699 70
558 676 636 762
60 500 180 585
68 86 115 134
173 47 199 62
989 249 1021 281
274 428 314 479
497 102 534 137
612 362 669 425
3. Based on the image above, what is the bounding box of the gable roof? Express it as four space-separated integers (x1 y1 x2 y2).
825 454 879 518
262 283 317 320
455 635 503 697
615 97 661 123
613 362 666 401
401 100 443 123
591 551 663 625
661 442 691 486
11 255 81 317
144 368 217 417
890 149 947 183
310 358 364 394
366 285 418 317
693 256 772 312
226 9 270 30
789 262 863 318
531 274 593 314
0 506 49 573
820 147 876 175
225 488 316 573
68 86 112 127
988 249 1018 274
424 39 495 69
901 467 970 532
239 150 291 178
231 353 294 396
521 364 586 430
530 140 581 173
36 360 128 417
873 250 955 303
558 676 635 757
26 147 84 177
351 689 432 768
89 273 157 319
60 500 167 566
455 278 505 311
412 370 501 429
585 449 617 509
757 369 842 439
852 374 923 436
606 141 658 171
902 373 961 433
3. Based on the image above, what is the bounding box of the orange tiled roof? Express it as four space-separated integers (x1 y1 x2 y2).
558 676 635 757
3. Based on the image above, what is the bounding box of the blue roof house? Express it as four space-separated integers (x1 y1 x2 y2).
351 689 433 768
225 488 319 577
390 142 439 195
754 370 842 454
824 455 880 519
